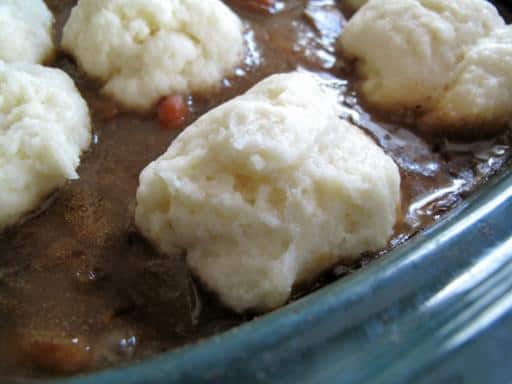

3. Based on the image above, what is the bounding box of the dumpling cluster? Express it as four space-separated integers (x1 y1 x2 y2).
62 0 245 111
0 1 91 231
135 73 401 313
0 0 55 64
339 0 512 135
0 62 91 230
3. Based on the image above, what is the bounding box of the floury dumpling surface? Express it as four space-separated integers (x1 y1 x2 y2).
0 62 91 230
339 0 510 134
0 0 55 64
340 0 503 111
422 25 512 133
62 0 244 111
135 73 401 313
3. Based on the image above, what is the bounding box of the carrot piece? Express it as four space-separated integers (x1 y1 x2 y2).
158 95 188 130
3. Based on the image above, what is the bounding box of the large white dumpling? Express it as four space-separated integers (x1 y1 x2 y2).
422 25 512 134
339 0 504 113
62 0 245 111
0 0 55 64
135 72 401 313
0 62 91 230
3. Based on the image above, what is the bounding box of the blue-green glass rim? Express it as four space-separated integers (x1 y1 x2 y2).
12 163 503 384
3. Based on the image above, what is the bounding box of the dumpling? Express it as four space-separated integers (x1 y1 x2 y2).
135 72 401 313
62 0 245 111
0 0 55 64
422 25 512 134
339 0 509 135
0 62 91 230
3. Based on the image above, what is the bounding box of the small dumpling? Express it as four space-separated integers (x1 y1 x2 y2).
421 25 512 135
339 0 504 113
62 0 245 111
0 62 91 230
135 72 401 313
0 0 55 64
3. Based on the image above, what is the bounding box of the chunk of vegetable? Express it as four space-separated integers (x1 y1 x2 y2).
157 95 188 130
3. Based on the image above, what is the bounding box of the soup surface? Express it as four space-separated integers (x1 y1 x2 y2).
0 0 511 378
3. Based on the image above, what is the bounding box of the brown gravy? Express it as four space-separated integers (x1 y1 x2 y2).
0 0 511 378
